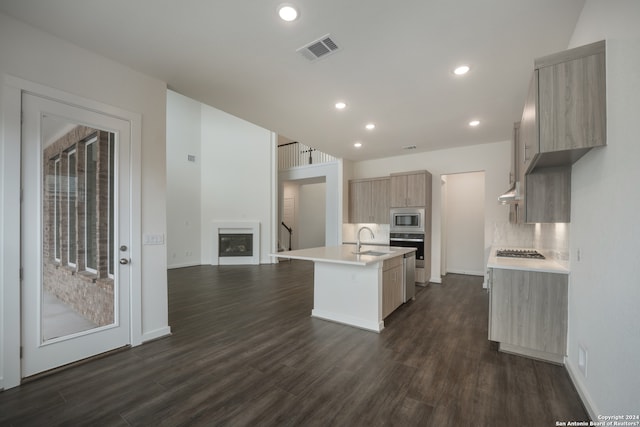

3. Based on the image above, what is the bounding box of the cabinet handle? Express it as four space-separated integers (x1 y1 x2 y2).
524 145 529 162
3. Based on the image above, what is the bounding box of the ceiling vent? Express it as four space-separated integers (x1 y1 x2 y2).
297 34 340 61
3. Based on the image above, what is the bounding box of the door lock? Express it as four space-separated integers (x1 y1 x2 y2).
119 245 128 251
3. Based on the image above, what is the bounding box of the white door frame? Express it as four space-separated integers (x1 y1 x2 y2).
1 75 143 390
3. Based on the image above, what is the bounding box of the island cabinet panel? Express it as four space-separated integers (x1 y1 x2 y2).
382 256 403 318
348 177 389 223
489 268 568 363
390 171 430 208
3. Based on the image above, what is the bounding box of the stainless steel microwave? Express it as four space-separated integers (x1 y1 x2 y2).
390 207 425 233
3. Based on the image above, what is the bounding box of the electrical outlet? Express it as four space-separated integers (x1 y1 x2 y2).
578 344 588 377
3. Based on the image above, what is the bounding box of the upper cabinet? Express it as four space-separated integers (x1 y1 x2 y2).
348 177 390 223
509 122 523 224
390 171 431 208
514 40 605 223
525 40 606 173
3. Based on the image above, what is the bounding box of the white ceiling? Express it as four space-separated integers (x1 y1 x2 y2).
0 0 585 161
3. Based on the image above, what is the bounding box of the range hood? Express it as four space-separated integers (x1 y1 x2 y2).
498 182 520 205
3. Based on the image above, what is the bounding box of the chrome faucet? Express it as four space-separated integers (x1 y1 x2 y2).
356 226 375 254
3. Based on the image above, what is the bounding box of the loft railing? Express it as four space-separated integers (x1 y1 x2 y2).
278 141 337 170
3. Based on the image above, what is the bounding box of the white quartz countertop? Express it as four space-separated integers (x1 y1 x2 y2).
272 245 416 266
487 246 569 274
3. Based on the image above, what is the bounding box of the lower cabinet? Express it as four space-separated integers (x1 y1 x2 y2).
488 268 568 364
382 257 403 318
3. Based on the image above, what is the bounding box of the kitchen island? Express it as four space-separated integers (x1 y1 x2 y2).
272 245 416 332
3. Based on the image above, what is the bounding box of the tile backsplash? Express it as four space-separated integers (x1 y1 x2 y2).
342 223 390 245
493 222 570 267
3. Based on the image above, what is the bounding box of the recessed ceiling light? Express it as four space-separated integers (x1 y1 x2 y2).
469 120 480 127
365 123 375 130
454 65 470 75
278 5 298 22
335 102 347 110
354 142 362 148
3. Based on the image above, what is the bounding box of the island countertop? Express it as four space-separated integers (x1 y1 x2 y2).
272 245 416 266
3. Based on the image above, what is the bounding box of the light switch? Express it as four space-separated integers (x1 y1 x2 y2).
143 233 165 245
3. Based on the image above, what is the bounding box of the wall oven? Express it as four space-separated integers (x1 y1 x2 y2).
390 207 425 233
390 232 425 267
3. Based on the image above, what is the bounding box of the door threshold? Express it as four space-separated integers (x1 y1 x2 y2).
21 345 131 384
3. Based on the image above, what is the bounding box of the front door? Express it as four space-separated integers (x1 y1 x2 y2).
21 92 131 378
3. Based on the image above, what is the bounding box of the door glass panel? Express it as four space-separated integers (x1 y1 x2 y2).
41 116 117 342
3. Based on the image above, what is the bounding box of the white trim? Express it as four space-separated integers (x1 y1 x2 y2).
270 132 278 264
0 75 144 389
67 148 77 268
53 157 62 262
84 138 98 274
444 268 485 277
212 221 260 265
311 309 384 333
1 81 23 390
141 326 172 343
565 359 599 421
278 160 342 247
167 261 201 270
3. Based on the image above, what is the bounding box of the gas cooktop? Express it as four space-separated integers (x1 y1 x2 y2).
495 249 545 259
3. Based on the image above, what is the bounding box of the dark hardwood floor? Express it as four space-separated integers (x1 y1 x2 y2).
1 261 588 426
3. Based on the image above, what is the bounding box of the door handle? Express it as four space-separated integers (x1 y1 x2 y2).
119 258 130 265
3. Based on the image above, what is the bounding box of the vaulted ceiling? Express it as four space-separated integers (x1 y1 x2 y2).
0 0 585 160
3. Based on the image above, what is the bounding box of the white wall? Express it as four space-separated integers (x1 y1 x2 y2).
352 140 511 283
443 172 485 276
564 1 640 417
166 90 202 268
0 12 170 389
298 182 326 248
200 103 276 265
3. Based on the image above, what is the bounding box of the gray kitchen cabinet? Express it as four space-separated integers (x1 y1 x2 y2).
516 41 605 224
519 72 571 223
348 177 389 223
382 256 403 318
488 268 568 364
520 73 539 175
390 171 431 208
524 40 606 173
537 40 606 159
509 122 522 224
525 166 571 223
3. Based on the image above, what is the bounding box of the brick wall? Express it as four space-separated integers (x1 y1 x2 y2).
42 126 114 327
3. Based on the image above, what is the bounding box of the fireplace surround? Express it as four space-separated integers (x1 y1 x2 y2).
212 221 260 265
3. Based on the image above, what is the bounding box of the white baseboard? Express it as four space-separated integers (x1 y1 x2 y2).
141 326 172 344
167 261 200 270
445 268 485 277
565 359 598 421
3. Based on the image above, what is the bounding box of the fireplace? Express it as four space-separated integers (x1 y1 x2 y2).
212 221 260 265
219 233 253 257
